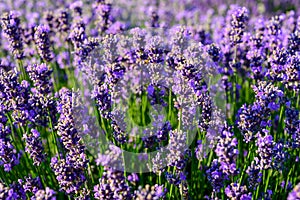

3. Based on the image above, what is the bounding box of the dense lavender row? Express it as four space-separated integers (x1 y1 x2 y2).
0 0 300 199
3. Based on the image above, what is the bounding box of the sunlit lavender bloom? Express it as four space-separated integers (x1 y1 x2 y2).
288 182 300 200
21 176 42 194
285 55 300 92
225 182 252 200
167 130 190 170
27 63 53 95
55 9 70 34
94 0 113 34
50 156 86 195
134 184 166 200
228 6 249 45
267 47 289 81
23 129 45 166
0 181 26 200
252 81 284 112
266 15 284 50
34 25 53 62
70 1 83 16
111 120 127 144
0 11 24 59
69 20 86 49
93 167 133 200
215 123 239 176
255 133 274 170
57 88 82 151
32 187 56 200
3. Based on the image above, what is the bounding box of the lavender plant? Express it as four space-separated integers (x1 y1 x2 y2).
0 0 299 199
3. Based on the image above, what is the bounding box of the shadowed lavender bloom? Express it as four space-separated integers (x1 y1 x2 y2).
207 43 223 63
228 6 249 45
225 182 252 200
0 11 24 59
285 108 300 148
34 25 53 62
288 182 300 200
134 184 166 200
215 123 239 176
0 181 26 200
21 23 36 46
93 81 111 119
43 11 55 34
23 129 45 166
246 161 262 189
93 167 133 200
0 110 21 171
206 159 228 192
165 170 187 186
246 48 265 80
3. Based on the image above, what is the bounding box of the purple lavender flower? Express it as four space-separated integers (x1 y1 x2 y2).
255 133 274 170
246 161 262 189
225 182 252 200
206 159 228 192
23 129 45 166
21 175 43 194
0 110 21 171
50 156 86 195
215 123 239 176
93 167 133 200
134 184 166 200
70 1 83 17
55 9 70 34
94 0 113 34
27 63 53 95
52 88 88 195
0 181 26 200
228 6 249 45
32 187 56 200
0 11 24 59
34 25 53 62
288 182 300 200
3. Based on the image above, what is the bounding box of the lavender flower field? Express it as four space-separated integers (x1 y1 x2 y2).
1 0 300 199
